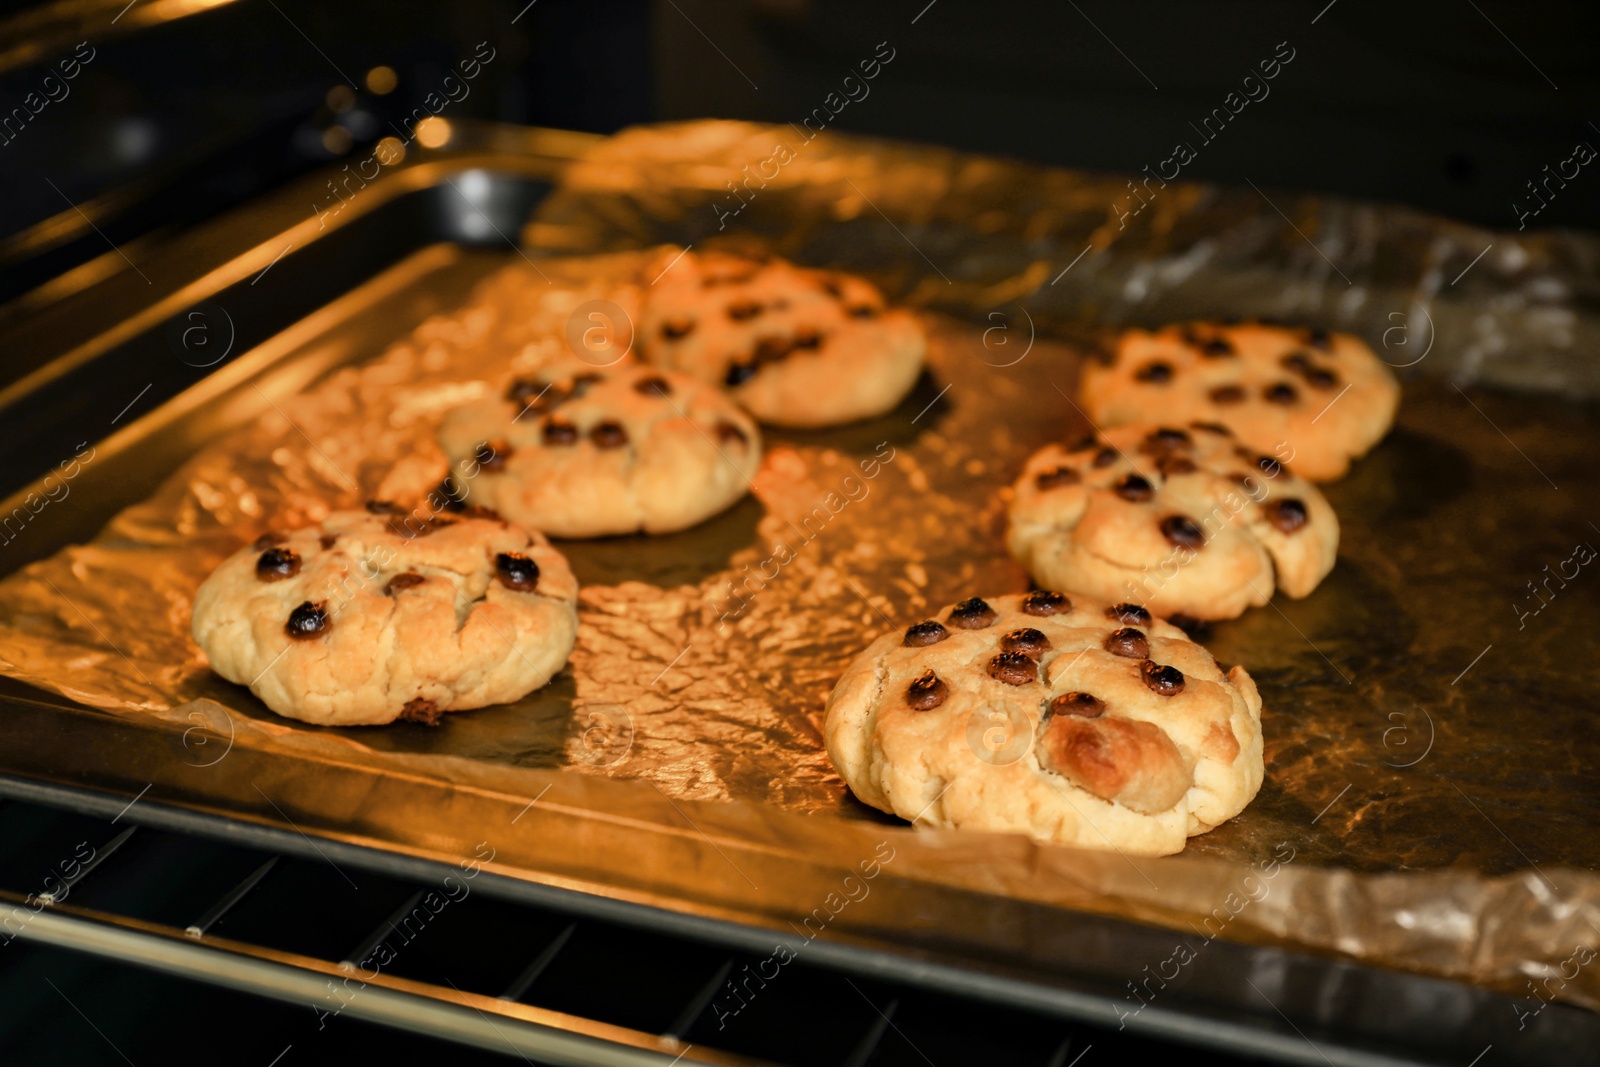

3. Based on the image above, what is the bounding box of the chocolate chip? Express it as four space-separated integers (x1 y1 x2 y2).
285 601 329 640
1304 367 1339 390
1265 497 1309 533
725 361 758 387
505 378 547 405
1157 455 1199 477
590 421 629 449
1001 628 1051 659
1107 603 1152 625
1200 337 1235 357
1168 614 1212 640
1281 351 1313 372
1147 427 1192 448
793 327 823 349
1264 382 1299 405
753 336 795 363
252 531 287 550
1190 421 1233 436
399 698 443 726
821 278 844 299
904 621 950 646
1067 434 1098 453
715 420 749 446
319 534 338 549
726 300 764 321
847 305 880 319
475 440 508 473
1104 627 1149 659
634 375 673 397
988 651 1038 685
435 476 467 513
661 318 696 340
1035 467 1081 491
1113 474 1154 502
1160 514 1205 547
1092 447 1119 468
1209 385 1246 404
1257 455 1283 478
1141 660 1186 696
256 548 301 581
906 670 948 710
1022 590 1070 616
1048 692 1105 719
386 572 426 594
570 372 605 396
366 500 403 515
948 597 997 629
495 551 540 592
1135 361 1173 384
543 418 579 445
1306 326 1332 351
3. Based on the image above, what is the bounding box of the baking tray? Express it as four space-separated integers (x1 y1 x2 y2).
0 120 1597 1066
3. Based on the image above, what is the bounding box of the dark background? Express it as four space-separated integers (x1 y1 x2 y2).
0 0 1596 298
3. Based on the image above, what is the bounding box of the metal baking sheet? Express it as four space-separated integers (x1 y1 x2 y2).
0 120 1597 1059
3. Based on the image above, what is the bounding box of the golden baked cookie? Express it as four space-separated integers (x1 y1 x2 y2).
1080 321 1400 480
191 507 578 726
1007 422 1338 620
637 250 925 428
824 591 1264 855
437 359 761 538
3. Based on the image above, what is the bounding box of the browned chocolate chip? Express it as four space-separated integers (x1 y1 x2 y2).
1303 367 1339 390
495 551 540 592
386 572 426 594
1306 326 1332 350
1257 455 1283 478
1135 361 1173 384
1107 602 1152 625
399 697 443 726
903 621 950 646
1048 691 1105 719
1281 351 1313 372
252 531 287 550
847 305 880 319
256 548 301 581
753 336 795 364
590 421 629 449
948 597 997 629
1160 514 1205 547
475 440 508 473
1022 590 1070 616
1001 628 1052 659
635 375 673 397
906 670 948 710
715 420 749 446
1067 434 1098 452
820 278 844 299
793 327 823 349
569 372 605 395
505 378 543 404
1092 447 1119 468
727 300 764 321
1209 384 1246 405
1200 337 1235 357
1035 467 1081 490
724 361 758 387
1148 427 1192 449
1141 660 1186 696
1157 454 1199 477
435 476 467 513
1190 420 1233 436
319 534 338 550
366 500 403 515
1264 497 1309 533
988 651 1038 685
1168 614 1212 640
285 600 329 640
1264 382 1299 405
543 418 579 445
1114 474 1154 502
1104 627 1149 659
661 317 696 341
